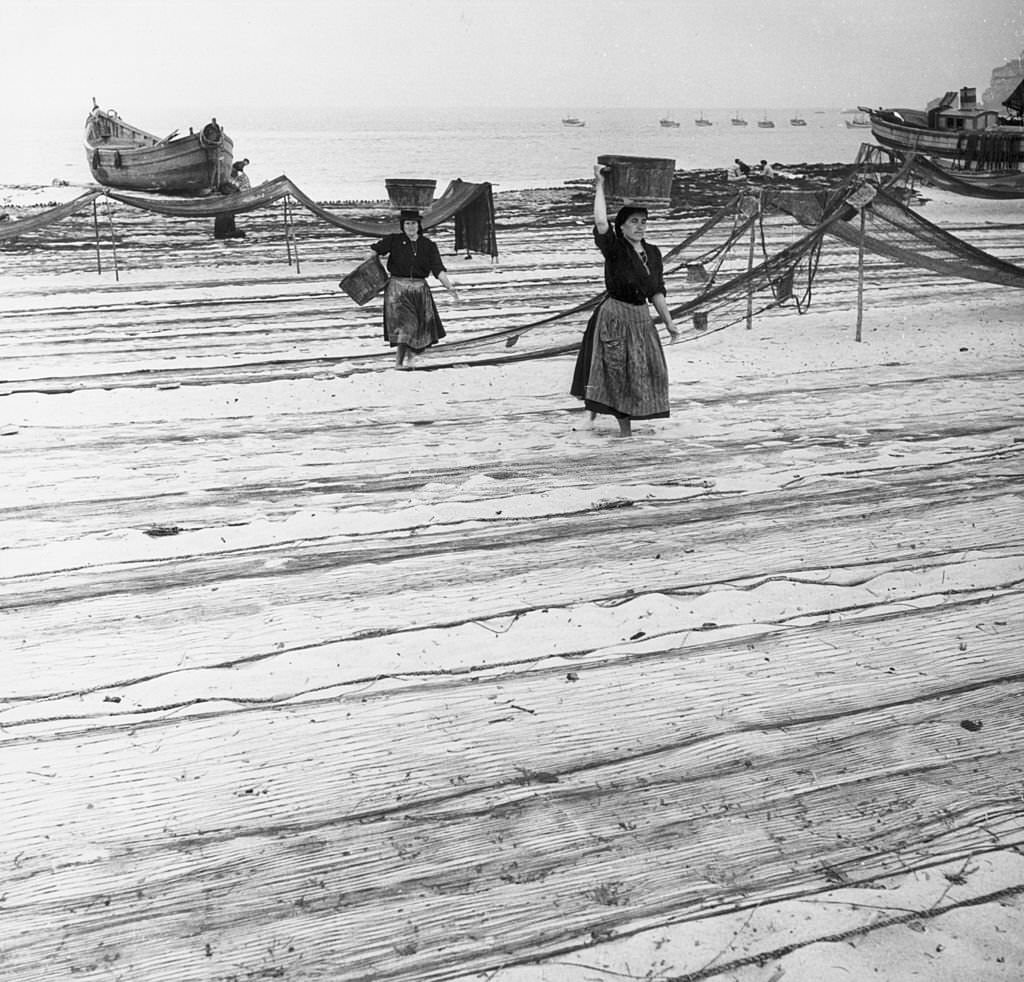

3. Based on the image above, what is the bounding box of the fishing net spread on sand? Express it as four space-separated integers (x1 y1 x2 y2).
3 160 1022 360
0 177 499 257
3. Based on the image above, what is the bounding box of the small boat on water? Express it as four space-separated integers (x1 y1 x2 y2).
562 116 586 127
757 113 775 129
731 113 748 126
659 114 680 128
789 113 807 126
864 84 1024 192
846 113 871 128
84 101 234 195
695 111 713 127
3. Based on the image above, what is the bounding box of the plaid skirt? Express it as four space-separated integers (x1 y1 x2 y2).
571 298 669 419
382 277 446 352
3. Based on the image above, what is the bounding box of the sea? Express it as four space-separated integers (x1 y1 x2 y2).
5 106 873 203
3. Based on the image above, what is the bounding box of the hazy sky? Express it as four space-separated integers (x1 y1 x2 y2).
4 0 1023 125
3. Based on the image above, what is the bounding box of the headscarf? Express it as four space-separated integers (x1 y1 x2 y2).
613 204 648 237
399 209 423 235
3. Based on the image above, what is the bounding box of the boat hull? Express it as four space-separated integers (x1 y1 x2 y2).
940 169 1024 192
84 107 234 195
866 110 1024 171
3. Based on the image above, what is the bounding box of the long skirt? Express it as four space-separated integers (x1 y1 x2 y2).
570 297 669 419
382 277 446 352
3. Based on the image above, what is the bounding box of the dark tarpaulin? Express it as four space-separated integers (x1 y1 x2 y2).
454 182 497 258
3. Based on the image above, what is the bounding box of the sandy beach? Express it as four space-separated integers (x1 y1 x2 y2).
1 167 1023 981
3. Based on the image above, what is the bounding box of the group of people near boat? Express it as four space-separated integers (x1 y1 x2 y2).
363 163 680 437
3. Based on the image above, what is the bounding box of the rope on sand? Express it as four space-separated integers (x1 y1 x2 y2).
667 876 1024 982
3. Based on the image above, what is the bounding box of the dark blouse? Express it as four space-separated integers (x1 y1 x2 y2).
594 226 666 305
371 233 446 279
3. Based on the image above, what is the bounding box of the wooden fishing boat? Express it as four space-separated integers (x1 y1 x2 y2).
757 113 775 129
561 116 586 128
84 102 234 195
695 111 713 127
659 114 680 128
730 113 748 126
862 85 1024 184
860 88 1019 164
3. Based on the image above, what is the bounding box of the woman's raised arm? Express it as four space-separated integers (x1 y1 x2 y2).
593 164 610 234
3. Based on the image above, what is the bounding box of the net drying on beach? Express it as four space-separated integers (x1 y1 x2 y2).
772 182 1024 288
3 162 1023 359
0 176 498 256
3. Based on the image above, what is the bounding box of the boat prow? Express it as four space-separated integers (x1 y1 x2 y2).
84 102 234 195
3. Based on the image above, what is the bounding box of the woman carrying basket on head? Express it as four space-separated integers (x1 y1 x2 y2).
369 210 460 369
571 164 680 437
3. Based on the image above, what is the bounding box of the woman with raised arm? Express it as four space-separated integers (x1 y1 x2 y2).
570 164 680 436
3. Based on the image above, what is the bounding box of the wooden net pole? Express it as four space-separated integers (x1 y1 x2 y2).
283 196 293 266
288 196 301 275
745 194 758 330
855 207 866 342
844 183 876 343
103 197 120 282
92 200 103 276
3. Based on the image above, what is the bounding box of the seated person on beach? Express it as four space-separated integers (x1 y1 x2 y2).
733 158 752 178
214 158 251 240
370 210 461 370
758 159 775 178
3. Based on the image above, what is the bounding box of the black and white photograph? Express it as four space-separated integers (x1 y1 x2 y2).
2 1 1024 979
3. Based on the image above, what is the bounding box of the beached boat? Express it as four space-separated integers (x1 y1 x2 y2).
84 102 234 195
863 85 1024 182
561 116 586 127
695 112 713 127
659 115 681 128
757 113 775 129
863 84 1024 193
731 113 748 126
